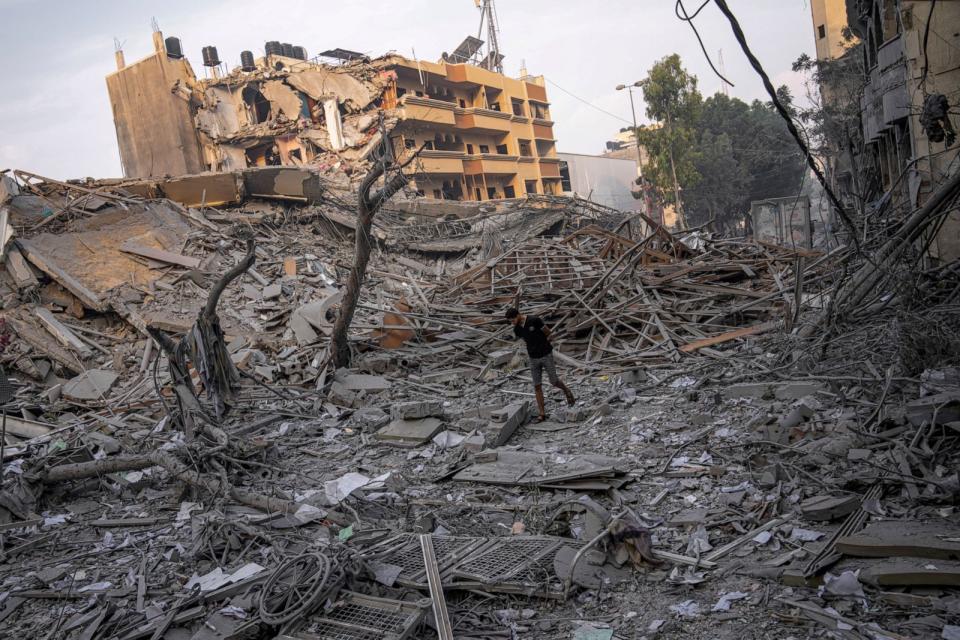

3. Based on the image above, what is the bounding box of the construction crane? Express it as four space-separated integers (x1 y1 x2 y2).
475 0 504 73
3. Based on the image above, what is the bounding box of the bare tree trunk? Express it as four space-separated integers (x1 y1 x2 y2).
330 153 409 368
40 451 352 525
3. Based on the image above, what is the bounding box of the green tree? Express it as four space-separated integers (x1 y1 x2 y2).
695 92 806 229
636 54 703 228
684 132 749 232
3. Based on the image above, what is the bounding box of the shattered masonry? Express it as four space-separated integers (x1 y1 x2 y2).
107 29 564 202
2 158 959 639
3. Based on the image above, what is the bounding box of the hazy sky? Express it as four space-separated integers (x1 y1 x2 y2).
0 0 818 179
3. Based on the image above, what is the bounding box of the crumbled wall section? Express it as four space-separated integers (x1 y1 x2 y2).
190 55 396 173
106 52 206 178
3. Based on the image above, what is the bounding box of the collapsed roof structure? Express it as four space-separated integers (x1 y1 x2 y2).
2 157 959 637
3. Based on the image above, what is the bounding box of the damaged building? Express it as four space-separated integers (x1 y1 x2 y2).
107 28 563 201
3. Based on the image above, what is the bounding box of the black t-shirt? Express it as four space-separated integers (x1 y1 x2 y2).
514 315 553 358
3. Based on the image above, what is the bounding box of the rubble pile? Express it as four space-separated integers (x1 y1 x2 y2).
0 166 959 639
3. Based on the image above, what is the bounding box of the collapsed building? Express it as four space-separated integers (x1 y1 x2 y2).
0 7 958 640
106 28 564 202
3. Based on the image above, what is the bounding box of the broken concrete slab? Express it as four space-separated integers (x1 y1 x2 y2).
63 369 119 401
723 383 772 400
837 521 960 560
800 495 859 522
491 402 530 447
338 373 391 392
375 417 443 447
391 400 443 421
773 381 825 400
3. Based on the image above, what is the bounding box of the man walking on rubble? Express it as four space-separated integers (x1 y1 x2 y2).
506 307 575 422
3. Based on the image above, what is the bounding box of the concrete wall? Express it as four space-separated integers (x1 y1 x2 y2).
106 48 205 178
811 0 854 60
557 152 641 212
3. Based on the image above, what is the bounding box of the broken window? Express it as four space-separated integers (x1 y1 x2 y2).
405 138 416 150
524 180 537 194
818 24 826 39
531 103 550 120
242 86 271 124
559 162 572 191
504 185 516 198
459 99 467 108
479 145 490 154
496 144 508 155
487 187 498 199
423 141 434 151
466 144 475 154
518 140 532 157
511 99 526 116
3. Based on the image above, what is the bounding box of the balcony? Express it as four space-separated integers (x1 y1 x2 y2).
860 35 910 144
445 63 504 88
454 107 513 134
464 154 519 176
413 150 465 175
538 158 561 178
525 82 548 103
532 122 555 140
399 96 456 126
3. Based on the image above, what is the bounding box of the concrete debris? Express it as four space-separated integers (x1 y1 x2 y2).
0 155 958 640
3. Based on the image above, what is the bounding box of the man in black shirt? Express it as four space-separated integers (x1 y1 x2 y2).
506 307 575 421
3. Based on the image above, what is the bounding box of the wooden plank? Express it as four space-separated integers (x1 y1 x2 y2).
4 246 39 290
679 321 779 353
3 312 84 373
34 307 92 359
119 241 200 269
3 415 56 439
16 239 105 311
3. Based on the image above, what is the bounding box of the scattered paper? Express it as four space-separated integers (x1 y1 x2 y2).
822 571 866 601
753 531 773 545
293 503 326 524
185 563 264 592
432 431 466 449
324 472 371 504
669 600 701 618
369 560 403 587
790 528 825 542
712 591 749 612
686 525 713 555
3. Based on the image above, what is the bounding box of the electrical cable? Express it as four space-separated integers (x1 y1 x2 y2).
709 0 862 254
920 0 937 91
545 78 634 125
675 0 736 88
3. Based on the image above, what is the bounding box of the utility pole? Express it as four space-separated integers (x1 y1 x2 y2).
665 109 686 230
616 81 644 179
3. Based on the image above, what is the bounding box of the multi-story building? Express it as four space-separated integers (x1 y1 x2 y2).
106 29 562 201
811 0 855 60
845 0 960 260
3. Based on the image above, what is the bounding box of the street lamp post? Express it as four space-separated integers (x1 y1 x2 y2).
615 80 644 179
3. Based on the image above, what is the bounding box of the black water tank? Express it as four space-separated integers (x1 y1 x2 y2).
292 45 307 60
265 40 282 56
165 36 183 59
240 50 256 71
201 46 220 67
281 42 294 58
